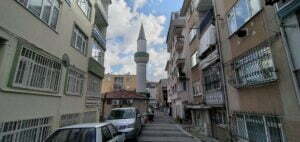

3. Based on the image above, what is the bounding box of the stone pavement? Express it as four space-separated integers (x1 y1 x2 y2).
138 111 199 142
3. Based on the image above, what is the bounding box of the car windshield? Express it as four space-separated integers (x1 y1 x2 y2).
45 128 96 142
108 109 135 119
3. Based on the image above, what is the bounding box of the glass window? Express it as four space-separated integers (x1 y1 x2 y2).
71 26 88 55
66 68 85 96
107 109 135 120
28 0 43 16
92 41 104 65
227 0 262 34
107 124 118 137
78 0 91 18
101 126 113 142
50 1 60 29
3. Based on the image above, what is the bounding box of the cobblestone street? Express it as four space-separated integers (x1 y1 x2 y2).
138 111 198 142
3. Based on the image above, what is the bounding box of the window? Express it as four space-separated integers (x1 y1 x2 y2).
0 117 51 142
60 113 81 127
101 126 113 142
189 28 197 43
203 63 222 92
87 74 101 97
71 26 88 55
66 68 85 96
233 47 277 88
114 77 124 90
233 113 284 142
211 110 226 125
46 128 96 142
13 45 62 92
191 51 198 67
77 0 91 18
17 0 60 29
112 99 120 105
227 0 262 34
107 124 118 137
83 111 97 123
92 41 105 65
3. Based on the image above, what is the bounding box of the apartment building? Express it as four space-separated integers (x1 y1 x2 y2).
165 11 188 119
272 0 300 141
101 74 137 93
0 0 110 141
177 0 229 140
147 82 158 108
214 0 300 141
155 79 168 108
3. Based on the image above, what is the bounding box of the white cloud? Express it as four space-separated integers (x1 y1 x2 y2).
105 0 169 81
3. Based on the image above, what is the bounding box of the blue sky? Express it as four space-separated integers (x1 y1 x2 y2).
105 0 183 81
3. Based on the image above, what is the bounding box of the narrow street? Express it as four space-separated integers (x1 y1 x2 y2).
138 111 198 142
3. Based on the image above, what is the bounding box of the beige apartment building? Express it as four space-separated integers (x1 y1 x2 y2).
165 11 188 119
101 74 137 93
0 0 110 141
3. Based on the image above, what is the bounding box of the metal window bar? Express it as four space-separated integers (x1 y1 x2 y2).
232 112 284 142
0 117 51 142
203 63 222 93
233 47 277 88
13 46 62 92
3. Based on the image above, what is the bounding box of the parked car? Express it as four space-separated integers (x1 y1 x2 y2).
106 107 142 140
45 123 125 142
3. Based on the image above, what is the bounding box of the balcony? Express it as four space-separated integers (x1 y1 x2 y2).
197 0 213 12
199 48 219 69
198 24 217 57
88 58 105 79
204 90 224 105
92 26 106 49
277 0 300 19
176 37 184 52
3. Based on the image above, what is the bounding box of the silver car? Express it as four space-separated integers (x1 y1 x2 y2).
45 123 125 142
106 107 142 140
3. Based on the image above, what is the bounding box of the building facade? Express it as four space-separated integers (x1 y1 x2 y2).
101 74 137 93
101 90 148 118
147 82 158 108
0 0 110 141
215 0 299 141
156 79 168 108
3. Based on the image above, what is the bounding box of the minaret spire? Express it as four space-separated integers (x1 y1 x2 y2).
138 24 146 40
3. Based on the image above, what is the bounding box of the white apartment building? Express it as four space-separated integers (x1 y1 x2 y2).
0 0 111 141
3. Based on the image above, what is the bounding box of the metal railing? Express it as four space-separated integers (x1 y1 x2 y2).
232 112 284 142
92 25 106 48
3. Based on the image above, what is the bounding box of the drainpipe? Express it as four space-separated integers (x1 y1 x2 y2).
212 0 232 141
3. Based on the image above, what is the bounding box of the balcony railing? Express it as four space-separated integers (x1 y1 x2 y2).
175 37 184 52
199 48 219 69
92 25 106 48
204 90 224 105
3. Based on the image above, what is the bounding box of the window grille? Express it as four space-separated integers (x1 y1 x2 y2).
0 117 51 142
232 112 284 142
77 0 92 19
233 46 277 88
60 113 81 127
66 68 85 96
211 110 227 125
13 46 62 92
87 74 101 97
203 63 222 92
83 111 97 123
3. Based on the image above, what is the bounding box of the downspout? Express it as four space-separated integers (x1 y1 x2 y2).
212 0 232 141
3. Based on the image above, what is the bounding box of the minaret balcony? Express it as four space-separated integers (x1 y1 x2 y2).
134 52 149 63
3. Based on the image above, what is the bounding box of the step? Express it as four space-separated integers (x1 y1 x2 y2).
138 136 196 142
141 130 187 137
142 127 181 131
